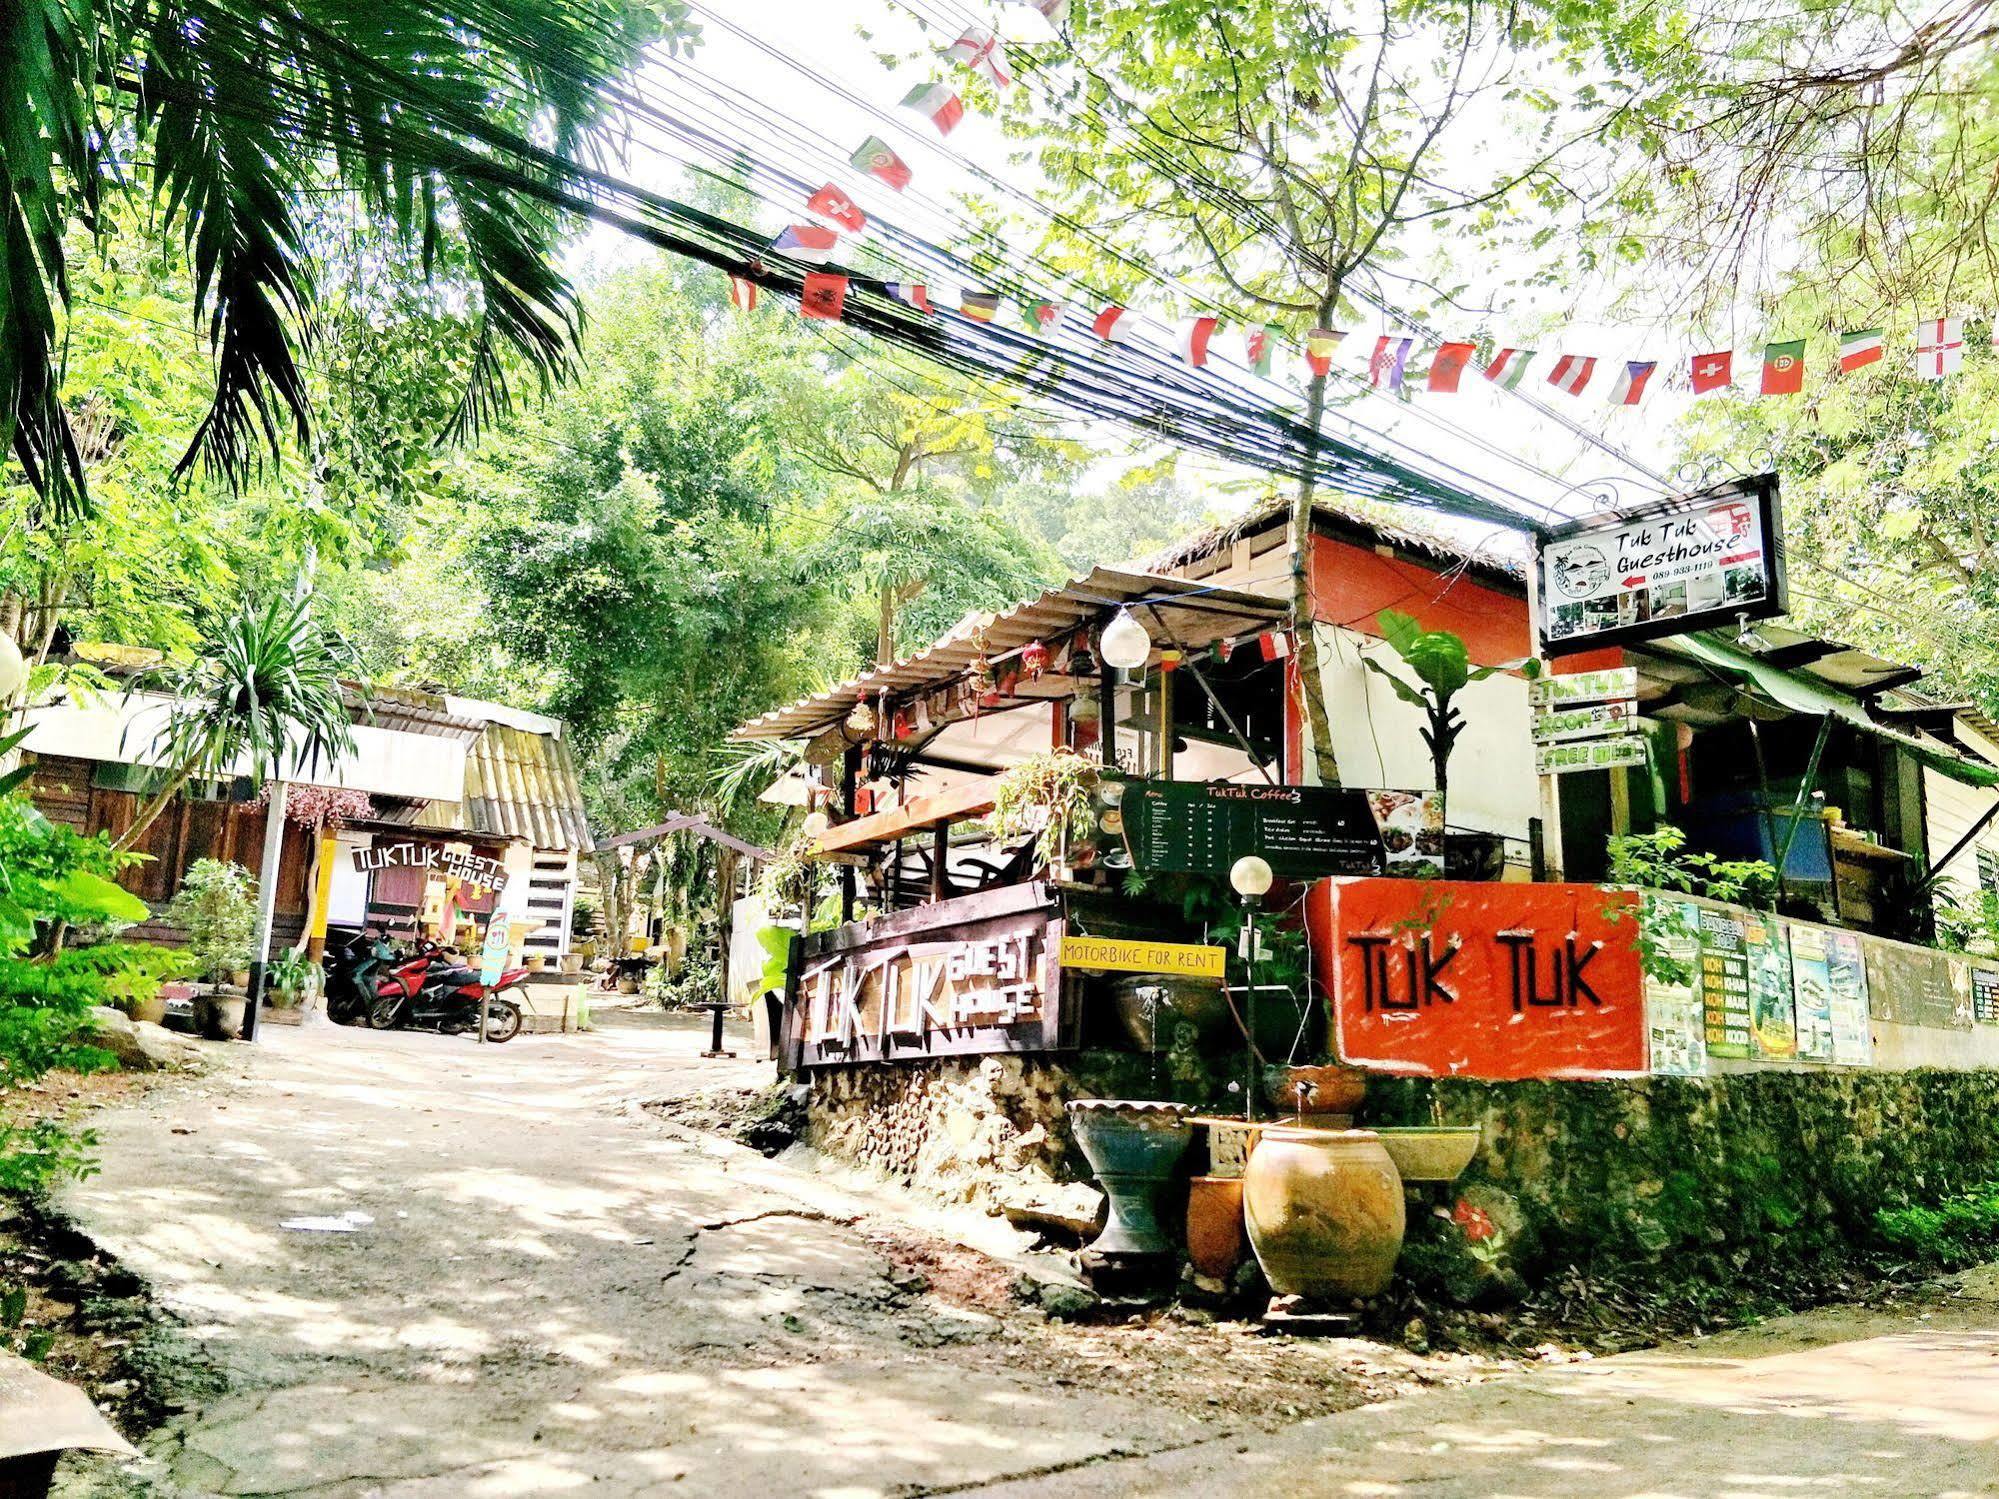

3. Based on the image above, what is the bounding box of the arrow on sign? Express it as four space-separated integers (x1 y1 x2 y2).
1621 574 1646 588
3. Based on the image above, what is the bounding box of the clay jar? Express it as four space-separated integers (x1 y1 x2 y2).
1184 1176 1246 1278
1242 1126 1405 1300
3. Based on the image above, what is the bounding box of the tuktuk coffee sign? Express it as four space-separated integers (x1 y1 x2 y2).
1537 473 1786 657
352 840 509 890
1317 879 1646 1079
1118 780 1441 880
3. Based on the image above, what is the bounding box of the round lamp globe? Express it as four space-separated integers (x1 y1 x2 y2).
1229 855 1274 900
1099 610 1151 671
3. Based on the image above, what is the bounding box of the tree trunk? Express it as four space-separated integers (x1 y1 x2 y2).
113 761 200 853
878 577 896 666
1289 359 1343 788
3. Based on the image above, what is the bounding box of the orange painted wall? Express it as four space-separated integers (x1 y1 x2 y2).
1306 528 1529 666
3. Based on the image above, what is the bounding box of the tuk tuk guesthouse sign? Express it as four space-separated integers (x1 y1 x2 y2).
352 840 509 890
1537 473 1786 657
1535 736 1649 776
1118 780 1441 880
1527 667 1638 707
1318 880 1646 1080
1059 935 1225 980
1531 700 1639 744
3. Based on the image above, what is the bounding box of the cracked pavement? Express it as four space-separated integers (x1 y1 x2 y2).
51 1010 1207 1496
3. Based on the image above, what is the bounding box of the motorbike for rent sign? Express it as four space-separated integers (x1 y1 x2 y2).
1316 879 1646 1079
1537 473 1786 656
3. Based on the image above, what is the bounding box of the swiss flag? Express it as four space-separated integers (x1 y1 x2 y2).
807 184 867 234
1690 350 1732 394
800 272 848 321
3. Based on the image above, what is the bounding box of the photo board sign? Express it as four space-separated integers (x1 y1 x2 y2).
1537 473 1786 657
1116 780 1441 880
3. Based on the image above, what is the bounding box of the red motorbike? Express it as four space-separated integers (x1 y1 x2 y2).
369 938 526 1043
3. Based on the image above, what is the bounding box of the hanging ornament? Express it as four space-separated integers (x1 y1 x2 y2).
1021 639 1051 679
1215 635 1236 664
1159 648 1184 674
1099 609 1151 671
844 699 877 740
1069 643 1098 678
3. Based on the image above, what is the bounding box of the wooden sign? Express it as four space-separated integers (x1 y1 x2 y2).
352 840 509 890
1118 780 1437 880
1528 667 1638 707
1535 735 1649 775
785 884 1070 1068
1060 934 1225 979
1531 700 1639 743
1318 879 1646 1080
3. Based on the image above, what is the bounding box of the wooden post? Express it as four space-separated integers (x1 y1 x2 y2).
930 821 949 903
243 781 287 1042
1098 637 1118 774
1524 557 1563 880
839 747 859 923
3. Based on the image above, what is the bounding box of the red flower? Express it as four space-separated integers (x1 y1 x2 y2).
1453 1199 1497 1243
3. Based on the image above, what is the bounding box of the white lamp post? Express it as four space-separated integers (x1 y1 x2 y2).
1229 855 1275 1119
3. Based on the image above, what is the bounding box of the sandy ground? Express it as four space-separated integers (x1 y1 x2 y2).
47 1010 1999 1497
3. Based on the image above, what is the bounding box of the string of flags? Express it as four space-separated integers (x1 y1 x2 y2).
735 3 1988 412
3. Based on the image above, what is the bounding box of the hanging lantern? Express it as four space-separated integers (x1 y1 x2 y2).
1021 639 1051 679
1099 609 1152 671
844 699 877 740
1069 643 1098 678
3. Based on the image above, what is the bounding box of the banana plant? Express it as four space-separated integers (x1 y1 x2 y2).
1359 610 1502 813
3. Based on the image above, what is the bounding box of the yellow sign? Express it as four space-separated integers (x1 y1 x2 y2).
1060 934 1226 979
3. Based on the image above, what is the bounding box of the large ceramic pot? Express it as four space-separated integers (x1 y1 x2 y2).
1108 976 1229 1051
1066 1100 1194 1258
1243 1126 1405 1300
195 991 247 1042
1372 1126 1482 1184
1185 1175 1246 1279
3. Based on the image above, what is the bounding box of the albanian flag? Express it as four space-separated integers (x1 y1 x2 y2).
800 272 848 321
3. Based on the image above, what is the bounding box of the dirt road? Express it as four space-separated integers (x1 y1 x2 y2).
52 1012 1999 1497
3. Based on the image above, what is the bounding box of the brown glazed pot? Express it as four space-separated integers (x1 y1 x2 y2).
1262 1063 1369 1116
1185 1176 1246 1279
1242 1127 1406 1300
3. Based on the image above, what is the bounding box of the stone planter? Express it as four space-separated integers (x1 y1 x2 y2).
560 953 585 976
1066 1100 1194 1259
1372 1126 1482 1184
1108 975 1228 1051
129 993 168 1028
1243 1126 1405 1300
1185 1175 1246 1279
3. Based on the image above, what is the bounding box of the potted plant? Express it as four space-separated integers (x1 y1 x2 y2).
263 948 318 1025
163 859 258 1040
989 751 1101 878
1359 611 1503 831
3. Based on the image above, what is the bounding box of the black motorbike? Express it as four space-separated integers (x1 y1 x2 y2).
324 928 398 1026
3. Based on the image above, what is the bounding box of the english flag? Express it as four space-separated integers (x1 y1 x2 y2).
1428 341 1477 393
1913 316 1964 380
806 185 866 234
1608 360 1658 406
884 282 932 313
1246 324 1279 376
771 224 838 263
1369 335 1414 389
1304 328 1345 377
1546 354 1596 396
1761 338 1806 395
900 83 965 135
1092 305 1133 342
1839 328 1883 370
1690 350 1732 393
945 27 1014 88
727 275 757 313
800 272 848 321
1177 316 1219 367
850 137 912 191
1485 347 1535 389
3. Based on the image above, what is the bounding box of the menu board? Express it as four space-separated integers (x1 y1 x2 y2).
1826 930 1872 1066
1745 915 1798 1061
1118 781 1436 880
1698 908 1752 1058
1862 939 1957 1026
1787 925 1837 1063
1641 895 1706 1076
1974 966 1999 1025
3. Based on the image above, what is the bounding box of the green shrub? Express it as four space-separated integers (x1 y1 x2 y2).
647 953 720 1011
162 859 256 984
1875 1182 1999 1267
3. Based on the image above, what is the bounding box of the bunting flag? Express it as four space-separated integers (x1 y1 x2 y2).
1304 327 1345 377
1025 300 1065 333
1761 338 1806 395
1913 316 1963 380
1547 354 1596 396
770 224 838 263
1369 335 1414 389
850 137 913 191
1486 347 1535 389
1246 324 1279 376
727 275 758 313
800 272 848 321
1609 360 1658 406
1428 341 1476 393
1021 0 1068 19
1092 305 1133 342
1177 316 1219 367
900 82 965 135
960 289 1002 323
806 184 866 234
1837 327 1883 370
884 282 932 313
945 27 1014 88
1690 350 1732 393
1258 630 1293 662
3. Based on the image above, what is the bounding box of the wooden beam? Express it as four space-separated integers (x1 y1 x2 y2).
813 780 997 857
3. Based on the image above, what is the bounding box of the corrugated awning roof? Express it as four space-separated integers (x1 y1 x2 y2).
731 566 1289 742
414 724 594 851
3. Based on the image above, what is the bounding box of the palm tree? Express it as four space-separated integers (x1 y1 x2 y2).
117 593 360 852
3 0 692 520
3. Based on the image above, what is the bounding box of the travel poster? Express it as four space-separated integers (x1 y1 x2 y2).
1698 907 1752 1058
1641 895 1706 1076
1788 924 1837 1063
1824 929 1873 1067
1975 966 1999 1026
1744 914 1798 1062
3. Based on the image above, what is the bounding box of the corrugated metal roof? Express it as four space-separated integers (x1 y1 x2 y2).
414 723 594 851
731 566 1289 742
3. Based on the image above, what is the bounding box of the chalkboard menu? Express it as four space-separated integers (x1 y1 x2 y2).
1118 780 1402 879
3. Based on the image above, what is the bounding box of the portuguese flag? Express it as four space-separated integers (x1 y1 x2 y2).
850 137 913 192
1838 327 1883 371
1761 338 1806 395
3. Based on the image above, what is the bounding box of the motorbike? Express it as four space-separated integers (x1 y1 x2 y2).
324 929 399 1027
368 939 526 1043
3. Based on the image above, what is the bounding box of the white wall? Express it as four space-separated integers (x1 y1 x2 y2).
1923 719 1999 900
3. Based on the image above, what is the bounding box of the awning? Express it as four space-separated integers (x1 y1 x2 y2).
731 566 1288 742
1659 633 1999 788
